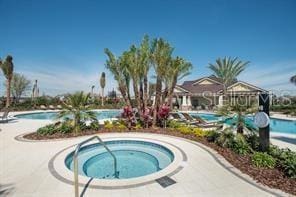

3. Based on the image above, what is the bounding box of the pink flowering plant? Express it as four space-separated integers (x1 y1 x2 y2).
121 106 135 130
158 105 170 128
142 107 153 128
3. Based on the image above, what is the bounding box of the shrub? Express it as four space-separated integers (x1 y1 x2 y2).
134 123 142 130
158 105 170 127
121 106 134 129
268 145 283 158
59 122 73 134
215 131 235 148
278 149 296 178
251 152 276 168
79 122 88 131
206 130 220 142
268 146 296 178
193 128 207 137
178 126 192 135
232 134 251 155
245 133 260 151
37 124 57 135
168 120 183 129
104 121 113 130
89 121 100 130
117 123 128 131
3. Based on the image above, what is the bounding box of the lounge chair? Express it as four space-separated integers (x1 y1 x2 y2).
56 105 62 110
181 112 222 129
169 112 200 126
40 105 47 110
49 105 55 110
169 113 185 121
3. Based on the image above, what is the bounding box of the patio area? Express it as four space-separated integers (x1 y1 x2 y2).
0 117 290 197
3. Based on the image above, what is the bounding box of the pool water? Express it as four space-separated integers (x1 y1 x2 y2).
190 113 222 122
15 110 121 120
190 113 296 135
65 140 174 179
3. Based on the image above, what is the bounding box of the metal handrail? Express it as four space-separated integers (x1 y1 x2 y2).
73 136 118 197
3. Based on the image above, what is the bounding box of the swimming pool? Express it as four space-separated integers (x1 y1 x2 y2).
190 113 296 135
14 110 121 120
190 113 222 122
65 140 174 179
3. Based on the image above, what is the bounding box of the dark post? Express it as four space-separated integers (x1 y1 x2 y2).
258 93 270 152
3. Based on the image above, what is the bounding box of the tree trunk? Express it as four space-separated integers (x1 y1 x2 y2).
139 79 144 112
74 114 80 134
101 88 104 106
237 124 244 134
119 85 131 106
162 86 168 105
132 81 142 117
153 76 162 127
126 85 132 107
236 113 244 134
168 76 178 109
143 75 148 110
223 84 228 106
6 79 11 107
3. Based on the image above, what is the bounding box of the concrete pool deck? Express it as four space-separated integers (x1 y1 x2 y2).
1 116 294 197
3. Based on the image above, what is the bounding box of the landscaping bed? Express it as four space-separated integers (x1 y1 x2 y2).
23 127 296 195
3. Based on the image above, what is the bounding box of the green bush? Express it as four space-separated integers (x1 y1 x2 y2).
104 120 113 130
192 128 207 137
268 145 283 158
167 120 183 129
278 149 296 178
177 126 192 135
37 124 57 135
79 122 88 131
89 121 100 130
206 130 220 142
215 131 235 148
59 122 73 134
232 134 251 155
268 146 296 178
245 133 260 151
251 152 276 168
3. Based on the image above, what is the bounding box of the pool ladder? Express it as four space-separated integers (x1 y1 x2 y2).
73 136 118 197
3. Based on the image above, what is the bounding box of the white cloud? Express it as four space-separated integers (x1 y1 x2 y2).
239 60 296 95
0 61 117 96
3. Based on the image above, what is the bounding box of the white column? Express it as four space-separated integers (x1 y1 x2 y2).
182 95 187 106
187 96 192 106
218 95 223 106
187 96 192 110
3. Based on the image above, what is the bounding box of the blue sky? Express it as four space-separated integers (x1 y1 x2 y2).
0 0 296 96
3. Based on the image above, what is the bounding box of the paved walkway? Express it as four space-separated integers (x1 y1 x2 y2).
0 118 290 197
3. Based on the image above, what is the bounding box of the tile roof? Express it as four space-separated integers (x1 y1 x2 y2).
178 75 265 94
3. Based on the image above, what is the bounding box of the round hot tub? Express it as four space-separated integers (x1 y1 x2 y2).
65 140 174 179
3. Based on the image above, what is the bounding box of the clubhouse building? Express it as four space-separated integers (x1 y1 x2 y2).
173 75 267 110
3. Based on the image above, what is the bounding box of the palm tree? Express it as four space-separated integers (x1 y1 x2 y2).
218 97 257 134
123 46 142 114
91 85 95 97
151 38 173 126
1 55 14 107
166 57 192 109
209 57 249 104
138 35 151 112
100 72 106 106
148 83 156 105
58 92 96 134
291 75 296 85
105 48 131 106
